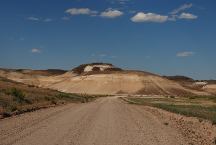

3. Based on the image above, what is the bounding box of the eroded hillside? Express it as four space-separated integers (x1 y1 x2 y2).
0 63 215 96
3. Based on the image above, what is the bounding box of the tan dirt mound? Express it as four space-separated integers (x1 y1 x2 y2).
203 84 216 95
0 64 212 96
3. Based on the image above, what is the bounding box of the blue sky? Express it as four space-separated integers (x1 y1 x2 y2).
0 0 215 79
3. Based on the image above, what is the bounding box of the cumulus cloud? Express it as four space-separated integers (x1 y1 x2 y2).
168 3 197 21
131 12 168 23
27 17 53 22
170 3 193 15
65 8 98 16
130 3 197 23
27 17 40 21
177 51 194 57
31 48 41 53
178 13 198 19
100 9 123 18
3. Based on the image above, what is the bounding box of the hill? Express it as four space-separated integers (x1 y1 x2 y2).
0 63 214 96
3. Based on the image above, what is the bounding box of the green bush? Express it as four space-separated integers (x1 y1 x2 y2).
55 93 71 99
10 88 26 103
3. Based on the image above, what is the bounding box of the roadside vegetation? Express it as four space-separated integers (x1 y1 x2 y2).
122 96 216 124
0 77 97 119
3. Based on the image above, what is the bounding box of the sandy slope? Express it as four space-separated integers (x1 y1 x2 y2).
0 68 211 96
40 72 209 96
203 84 216 94
0 97 188 145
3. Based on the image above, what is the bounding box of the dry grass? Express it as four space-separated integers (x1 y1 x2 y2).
123 96 216 124
0 77 95 118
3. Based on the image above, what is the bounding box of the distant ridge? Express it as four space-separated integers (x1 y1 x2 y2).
164 75 194 82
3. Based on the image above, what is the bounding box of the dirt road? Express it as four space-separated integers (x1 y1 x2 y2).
0 97 188 145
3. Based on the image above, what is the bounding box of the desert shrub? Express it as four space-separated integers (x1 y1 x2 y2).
55 93 71 99
5 88 31 104
9 88 25 102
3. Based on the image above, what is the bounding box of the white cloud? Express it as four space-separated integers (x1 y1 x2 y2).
179 13 198 19
170 3 193 15
27 17 40 21
168 15 178 21
131 12 168 23
31 48 41 53
27 17 53 22
130 3 197 23
100 9 123 18
177 51 194 57
65 8 98 16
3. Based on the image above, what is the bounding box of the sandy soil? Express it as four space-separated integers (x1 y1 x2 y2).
41 73 209 95
0 69 211 96
1 97 215 145
203 84 216 94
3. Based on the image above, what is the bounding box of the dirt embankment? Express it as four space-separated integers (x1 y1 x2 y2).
0 64 213 96
0 76 91 119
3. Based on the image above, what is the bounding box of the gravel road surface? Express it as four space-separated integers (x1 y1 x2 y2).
0 97 187 145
